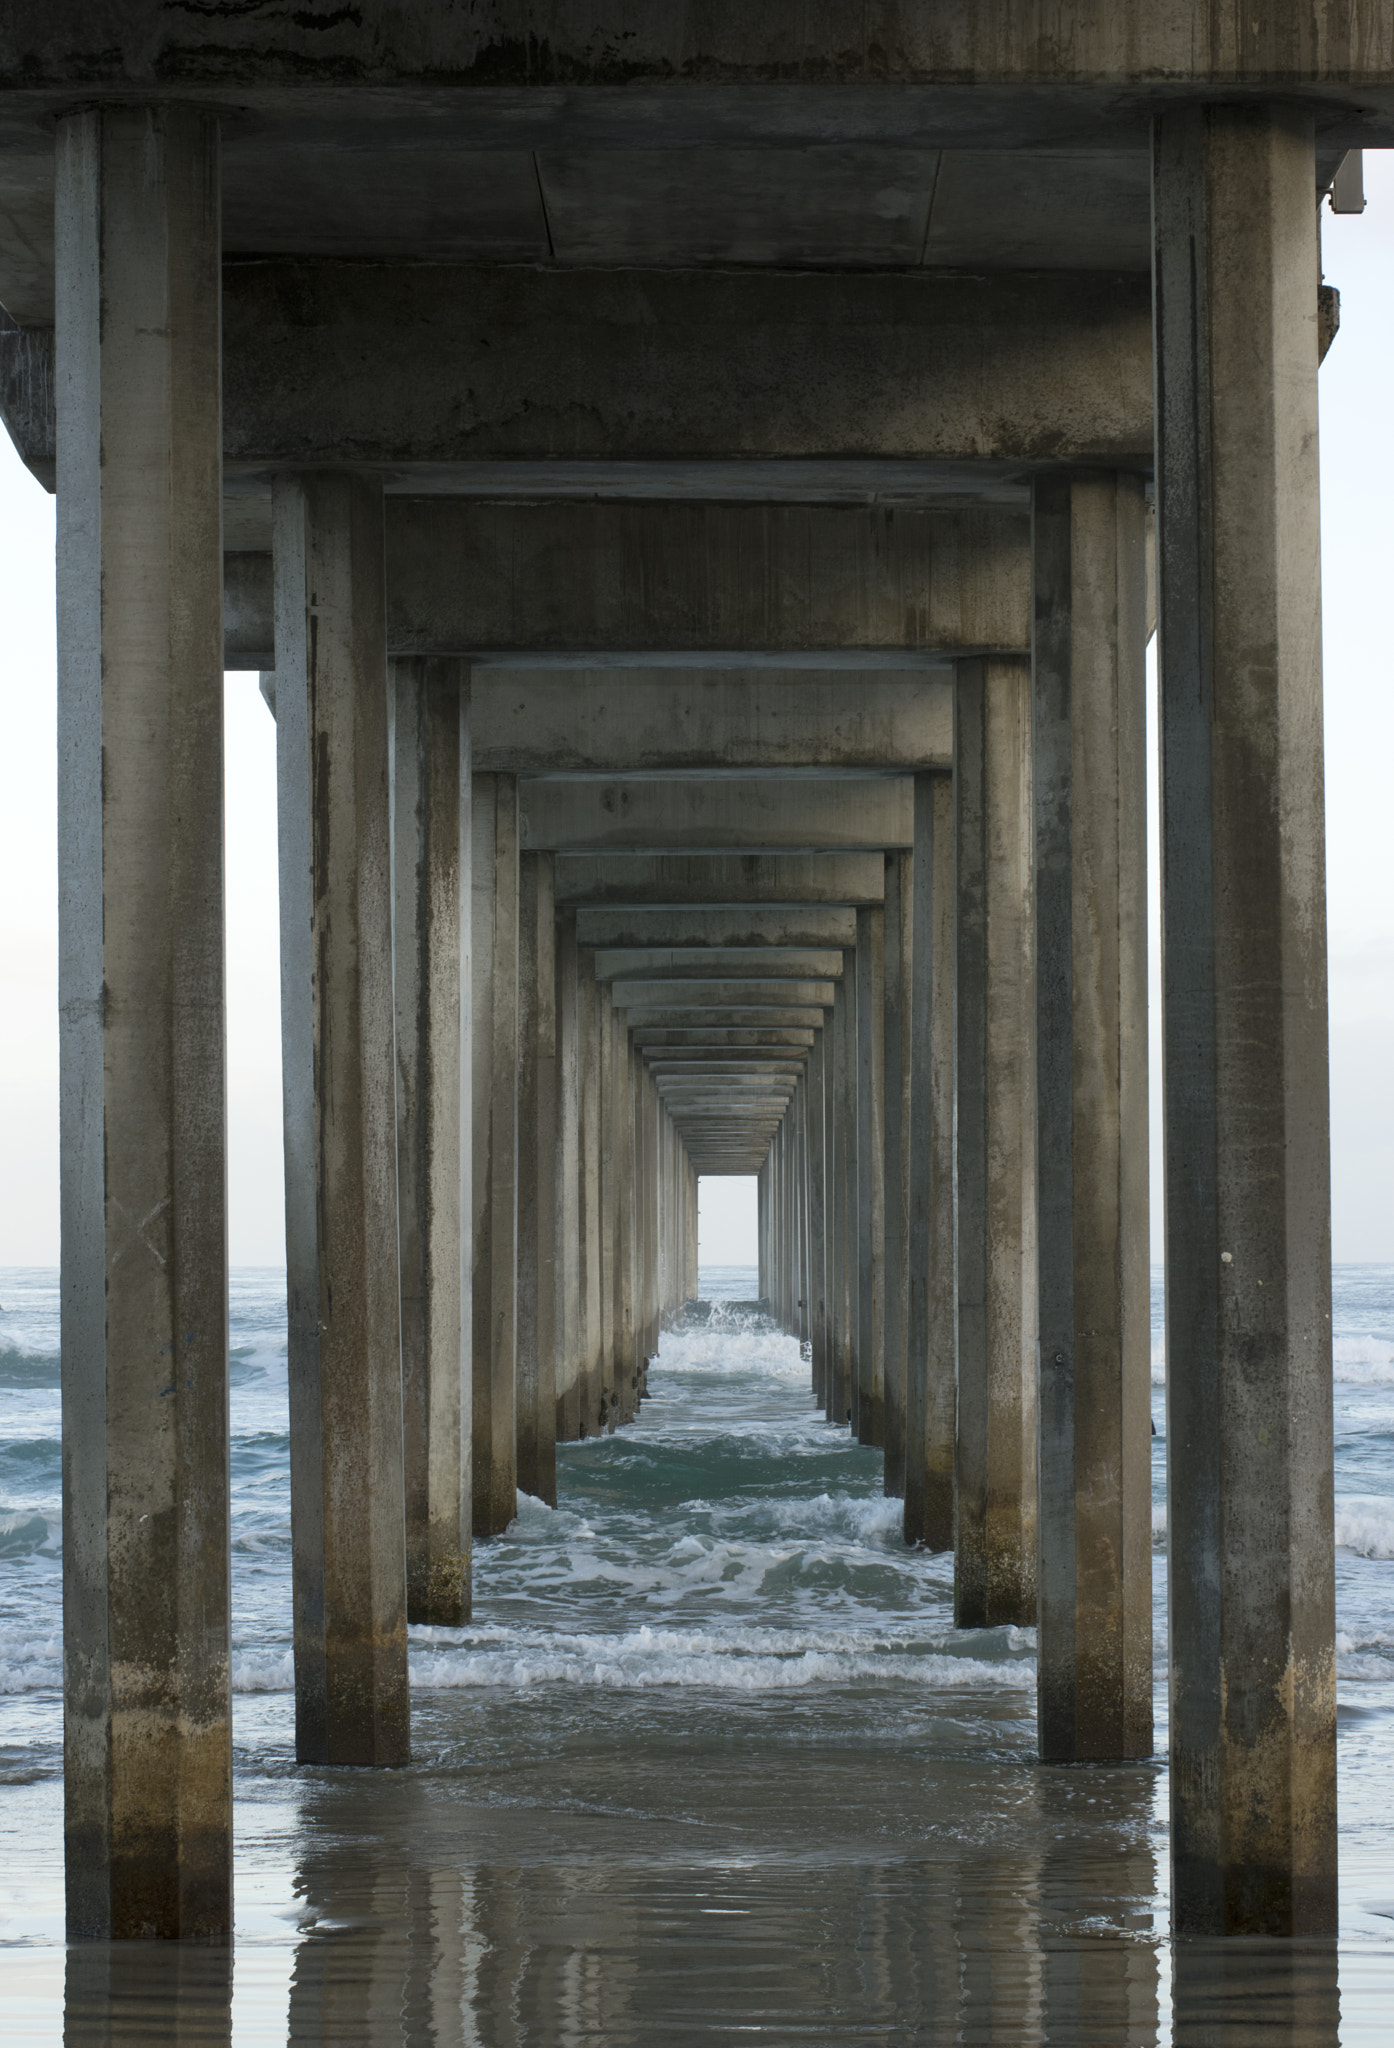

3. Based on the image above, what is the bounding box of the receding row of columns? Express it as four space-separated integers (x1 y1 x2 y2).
57 95 1335 1950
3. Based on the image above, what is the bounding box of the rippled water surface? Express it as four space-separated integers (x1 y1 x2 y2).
2 1265 1394 2042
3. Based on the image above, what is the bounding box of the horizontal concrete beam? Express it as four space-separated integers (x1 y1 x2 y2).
521 778 912 854
216 261 1154 472
645 1060 806 1074
593 947 845 982
611 980 836 1009
577 906 856 948
556 854 886 907
472 670 952 772
2 19 1387 131
624 1007 827 1030
226 500 1025 666
632 1029 816 1050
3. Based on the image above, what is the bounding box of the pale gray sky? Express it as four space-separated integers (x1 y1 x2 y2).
2 157 1391 1270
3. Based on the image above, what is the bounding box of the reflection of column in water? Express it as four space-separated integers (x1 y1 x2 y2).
477 1862 636 2045
954 1855 1044 2041
64 1941 232 2046
288 1858 489 2045
404 1866 488 2047
1170 1939 1339 2048
1036 1768 1160 2045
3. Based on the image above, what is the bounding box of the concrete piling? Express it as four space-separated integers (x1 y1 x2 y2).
392 657 473 1627
954 658 1038 1632
471 773 520 1536
1153 102 1337 1937
56 102 232 1937
275 468 410 1767
1031 472 1153 1764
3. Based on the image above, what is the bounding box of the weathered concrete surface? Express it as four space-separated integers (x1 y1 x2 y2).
611 980 837 1011
474 671 953 773
396 501 1028 660
1031 471 1152 1765
854 907 886 1446
594 947 845 983
275 469 410 1770
881 852 912 1497
578 907 857 949
554 908 583 1442
56 104 231 1941
556 853 886 906
904 774 957 1552
577 948 604 1433
215 263 1154 471
1154 104 1336 1938
222 502 1027 667
4 6 1392 108
517 850 559 1505
633 1029 815 1049
392 658 473 1628
521 779 912 854
954 658 1037 1631
471 773 521 1536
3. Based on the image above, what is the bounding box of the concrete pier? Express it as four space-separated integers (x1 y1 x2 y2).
56 103 231 1938
471 773 520 1536
1153 103 1337 1936
517 850 559 1503
13 7 1359 1953
392 657 473 1628
882 854 912 1498
904 774 957 1554
855 908 887 1446
1031 473 1152 1763
954 658 1038 1631
275 469 409 1767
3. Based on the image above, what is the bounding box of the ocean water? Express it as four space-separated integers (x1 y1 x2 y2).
0 1263 1392 2042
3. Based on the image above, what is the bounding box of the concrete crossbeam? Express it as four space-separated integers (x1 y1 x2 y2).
624 1008 827 1030
215 262 1154 472
223 502 1027 667
521 779 912 855
632 1029 816 1049
578 908 857 949
611 980 837 1010
473 671 952 773
556 854 886 906
593 948 845 983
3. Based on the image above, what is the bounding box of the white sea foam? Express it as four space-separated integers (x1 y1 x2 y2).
655 1325 807 1380
1335 1497 1394 1559
231 1648 295 1692
407 1620 1034 1693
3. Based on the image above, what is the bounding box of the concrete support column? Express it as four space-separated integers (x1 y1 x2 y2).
275 468 409 1766
1032 471 1152 1763
832 971 859 1427
856 911 886 1445
56 104 231 1937
577 949 604 1433
904 774 957 1552
613 1017 637 1421
954 657 1037 1630
392 657 472 1628
807 1029 829 1409
471 773 520 1535
554 909 583 1442
597 981 618 1425
518 850 558 1505
1153 104 1336 1935
882 853 912 1495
